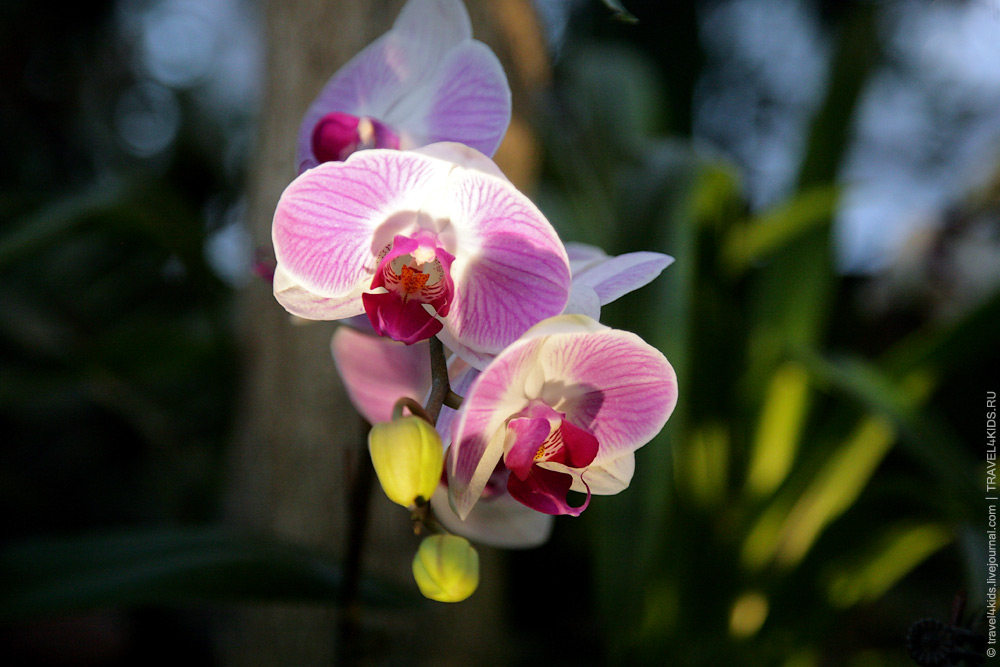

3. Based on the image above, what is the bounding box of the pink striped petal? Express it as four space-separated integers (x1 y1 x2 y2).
412 141 509 180
331 327 431 424
272 151 443 319
574 250 674 306
448 340 539 517
527 323 677 467
418 42 511 156
443 169 571 365
569 451 635 496
272 264 366 320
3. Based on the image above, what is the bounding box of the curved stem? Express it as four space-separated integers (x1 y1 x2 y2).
392 396 433 424
424 336 454 423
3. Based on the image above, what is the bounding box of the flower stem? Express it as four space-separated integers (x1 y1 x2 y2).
391 396 434 424
424 335 454 423
337 414 375 666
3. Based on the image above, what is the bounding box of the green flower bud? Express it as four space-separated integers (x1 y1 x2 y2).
368 416 444 508
412 534 479 603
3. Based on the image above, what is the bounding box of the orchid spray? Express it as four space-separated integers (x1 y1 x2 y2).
270 0 678 602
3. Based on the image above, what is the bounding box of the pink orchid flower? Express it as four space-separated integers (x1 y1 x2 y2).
447 315 678 518
297 0 510 172
272 143 571 361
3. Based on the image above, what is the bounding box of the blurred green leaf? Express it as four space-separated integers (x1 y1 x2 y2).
795 349 977 509
824 522 952 608
0 184 124 268
796 4 878 189
743 415 896 570
745 361 811 498
0 527 414 619
722 185 839 273
882 285 1000 379
601 0 637 24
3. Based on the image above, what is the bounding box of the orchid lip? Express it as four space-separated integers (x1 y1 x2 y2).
364 233 456 345
311 112 401 164
500 401 599 516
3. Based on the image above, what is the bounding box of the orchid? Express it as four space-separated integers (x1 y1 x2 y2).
447 315 677 518
297 0 510 172
272 143 571 361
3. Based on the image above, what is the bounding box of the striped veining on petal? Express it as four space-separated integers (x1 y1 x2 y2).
443 171 570 357
273 151 444 299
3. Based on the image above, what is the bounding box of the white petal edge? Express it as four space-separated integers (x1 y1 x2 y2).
273 263 366 320
430 485 553 549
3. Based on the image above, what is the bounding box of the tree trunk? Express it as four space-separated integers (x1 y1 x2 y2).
222 2 548 664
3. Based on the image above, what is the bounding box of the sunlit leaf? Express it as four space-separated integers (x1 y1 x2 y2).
794 349 977 507
745 362 811 498
825 523 952 607
742 416 896 570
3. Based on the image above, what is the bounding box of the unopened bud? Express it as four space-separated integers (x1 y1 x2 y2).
368 416 444 508
412 534 479 603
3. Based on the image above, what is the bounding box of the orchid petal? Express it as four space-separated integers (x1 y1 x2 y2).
443 169 570 366
565 242 608 274
272 151 443 319
363 292 443 344
448 340 539 517
412 43 511 156
391 0 471 52
574 251 674 306
506 466 590 517
412 141 509 181
331 327 431 424
430 485 553 549
563 281 602 320
504 416 552 480
568 451 635 495
531 324 677 466
272 263 366 320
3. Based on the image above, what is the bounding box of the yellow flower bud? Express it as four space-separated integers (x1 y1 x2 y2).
368 416 444 508
412 534 479 603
